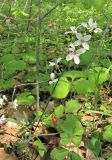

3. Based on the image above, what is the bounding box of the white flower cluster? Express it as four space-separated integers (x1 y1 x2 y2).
65 17 102 65
0 95 7 107
49 58 62 67
48 58 62 84
0 115 5 124
48 17 102 84
81 17 102 33
0 95 18 124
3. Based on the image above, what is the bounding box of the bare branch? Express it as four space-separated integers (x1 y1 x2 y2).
41 0 64 20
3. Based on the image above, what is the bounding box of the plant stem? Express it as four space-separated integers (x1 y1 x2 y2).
35 0 42 112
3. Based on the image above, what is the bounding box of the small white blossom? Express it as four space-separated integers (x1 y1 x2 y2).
49 73 58 84
49 62 56 66
66 43 86 64
13 99 18 110
56 57 62 63
82 17 102 33
74 33 91 50
0 98 3 106
49 58 62 67
0 115 5 124
3 95 7 101
65 26 78 35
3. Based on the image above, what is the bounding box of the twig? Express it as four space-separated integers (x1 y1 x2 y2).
23 0 29 12
35 0 42 112
11 81 48 101
41 0 64 20
26 0 33 32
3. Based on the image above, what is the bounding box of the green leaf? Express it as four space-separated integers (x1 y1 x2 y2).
73 136 82 146
58 115 77 133
63 71 86 81
65 100 80 113
23 52 36 64
87 137 101 156
73 119 84 136
88 67 110 85
70 151 81 160
60 133 71 145
73 78 95 95
103 125 112 142
17 91 36 106
0 78 16 89
54 105 64 117
50 147 68 160
33 139 46 157
53 77 71 99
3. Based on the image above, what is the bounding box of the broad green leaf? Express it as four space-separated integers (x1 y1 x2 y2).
73 135 82 146
53 77 71 99
65 100 80 113
87 137 101 156
0 78 16 89
103 125 112 142
33 139 46 157
58 115 84 135
23 52 36 64
54 105 64 117
73 120 84 136
73 78 95 95
63 71 86 81
70 151 81 160
51 147 68 160
60 133 71 145
58 114 77 133
17 91 36 106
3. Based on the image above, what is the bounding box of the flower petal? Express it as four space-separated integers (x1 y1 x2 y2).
70 26 77 34
74 40 81 46
69 43 75 51
82 42 89 50
53 79 58 83
73 55 80 64
76 48 86 55
76 33 83 40
50 73 55 80
56 58 62 63
66 53 74 61
49 62 56 66
0 98 3 106
49 81 53 84
84 35 91 41
94 28 102 33
88 17 94 27
81 22 88 28
65 31 73 34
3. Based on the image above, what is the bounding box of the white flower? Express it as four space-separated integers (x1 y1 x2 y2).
0 98 3 106
74 33 91 50
49 58 62 67
56 57 62 63
3 95 7 101
49 62 56 66
13 99 18 110
49 73 58 84
66 43 86 64
0 115 5 124
82 17 102 33
65 26 78 35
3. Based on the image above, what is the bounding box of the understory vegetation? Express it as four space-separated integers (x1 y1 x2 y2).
0 0 112 160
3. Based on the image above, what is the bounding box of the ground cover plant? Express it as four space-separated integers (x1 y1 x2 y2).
0 0 112 160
